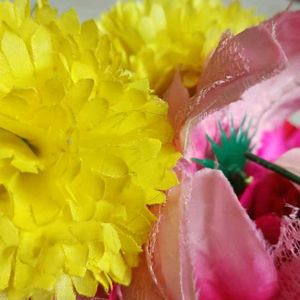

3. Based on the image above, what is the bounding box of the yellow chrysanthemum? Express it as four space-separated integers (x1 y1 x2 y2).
0 1 179 299
100 0 262 94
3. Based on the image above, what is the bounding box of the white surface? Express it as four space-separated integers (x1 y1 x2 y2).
48 0 112 20
48 0 300 20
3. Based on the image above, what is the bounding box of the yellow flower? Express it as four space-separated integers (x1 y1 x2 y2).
0 1 179 299
100 0 262 94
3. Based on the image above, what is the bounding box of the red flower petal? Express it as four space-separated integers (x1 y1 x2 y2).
255 214 282 245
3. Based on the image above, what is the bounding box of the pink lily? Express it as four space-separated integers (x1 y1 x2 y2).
122 9 300 300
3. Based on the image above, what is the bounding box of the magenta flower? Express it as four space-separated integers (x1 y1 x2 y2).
239 121 300 246
257 121 300 161
241 168 300 245
122 9 300 300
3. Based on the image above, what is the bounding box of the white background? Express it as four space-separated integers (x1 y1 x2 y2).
47 0 300 20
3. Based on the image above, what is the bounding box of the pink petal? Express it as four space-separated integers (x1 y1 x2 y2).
164 71 189 137
185 170 278 300
190 27 285 119
146 169 279 300
265 10 300 58
121 252 164 300
257 124 293 162
275 148 300 177
174 11 300 156
173 22 287 147
146 185 196 299
240 68 300 152
186 44 300 162
256 121 300 162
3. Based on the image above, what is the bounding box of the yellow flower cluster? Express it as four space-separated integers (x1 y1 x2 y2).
0 1 179 299
100 0 262 94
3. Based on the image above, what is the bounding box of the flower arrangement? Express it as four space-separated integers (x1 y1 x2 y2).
0 0 300 300
126 8 300 300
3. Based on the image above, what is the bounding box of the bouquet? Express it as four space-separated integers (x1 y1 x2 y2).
0 0 299 300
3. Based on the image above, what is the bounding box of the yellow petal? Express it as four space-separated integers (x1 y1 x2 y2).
100 0 262 92
1 31 34 86
13 258 34 290
80 20 99 50
35 245 64 290
58 9 80 36
0 52 13 96
63 244 88 277
72 271 98 297
65 79 94 113
102 223 121 253
71 61 96 82
55 275 75 300
31 26 53 76
0 247 14 290
31 290 53 300
0 215 18 247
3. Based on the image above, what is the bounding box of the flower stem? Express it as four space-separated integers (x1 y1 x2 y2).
245 152 300 185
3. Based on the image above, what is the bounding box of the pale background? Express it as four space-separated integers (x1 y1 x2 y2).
48 0 300 20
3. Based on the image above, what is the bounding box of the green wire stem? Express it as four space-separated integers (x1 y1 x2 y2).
245 152 300 185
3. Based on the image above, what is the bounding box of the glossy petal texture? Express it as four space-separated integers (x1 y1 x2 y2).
265 10 300 58
186 170 278 300
144 170 279 300
168 10 300 151
147 187 187 300
171 24 286 140
183 10 300 168
123 182 197 300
